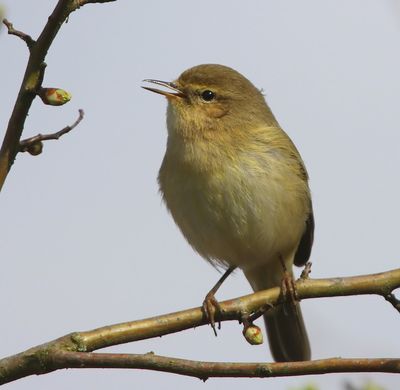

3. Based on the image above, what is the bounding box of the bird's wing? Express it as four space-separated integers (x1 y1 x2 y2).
294 204 314 267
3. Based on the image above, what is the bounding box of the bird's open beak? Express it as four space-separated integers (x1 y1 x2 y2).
142 79 185 99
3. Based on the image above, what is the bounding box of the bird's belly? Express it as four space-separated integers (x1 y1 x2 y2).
160 165 307 270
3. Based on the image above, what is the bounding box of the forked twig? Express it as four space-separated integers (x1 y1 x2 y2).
2 18 35 49
19 109 84 155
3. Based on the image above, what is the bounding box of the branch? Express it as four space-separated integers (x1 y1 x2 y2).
77 0 117 5
2 19 35 49
0 0 116 192
19 109 84 155
0 268 399 385
50 352 400 379
384 292 400 313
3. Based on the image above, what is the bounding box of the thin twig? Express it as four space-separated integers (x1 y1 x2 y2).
300 261 312 279
50 351 400 379
77 0 117 6
384 292 400 313
0 268 399 385
0 0 116 192
2 19 35 49
19 109 84 155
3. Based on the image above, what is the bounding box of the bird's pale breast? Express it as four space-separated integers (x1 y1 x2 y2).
158 128 310 271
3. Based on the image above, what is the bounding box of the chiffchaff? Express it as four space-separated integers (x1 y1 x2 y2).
143 64 314 362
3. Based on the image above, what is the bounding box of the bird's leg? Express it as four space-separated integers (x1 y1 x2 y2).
203 266 236 336
279 256 299 306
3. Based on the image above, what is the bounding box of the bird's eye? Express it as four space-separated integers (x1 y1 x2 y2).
200 90 215 102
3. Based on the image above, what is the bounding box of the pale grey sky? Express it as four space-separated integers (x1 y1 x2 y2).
1 1 400 389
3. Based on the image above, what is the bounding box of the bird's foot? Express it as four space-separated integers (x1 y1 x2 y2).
202 291 222 336
202 266 236 336
281 270 299 304
278 256 299 306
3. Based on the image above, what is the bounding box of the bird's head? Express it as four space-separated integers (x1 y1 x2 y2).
143 64 277 140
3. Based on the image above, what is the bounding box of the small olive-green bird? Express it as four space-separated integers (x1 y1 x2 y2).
143 64 314 362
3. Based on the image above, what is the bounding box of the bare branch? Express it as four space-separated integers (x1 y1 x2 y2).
19 109 84 155
384 292 400 313
300 261 312 279
78 267 400 351
0 0 116 192
77 0 117 5
2 19 35 49
50 351 400 379
0 268 399 385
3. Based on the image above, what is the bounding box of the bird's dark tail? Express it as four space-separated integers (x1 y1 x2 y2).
263 299 310 362
244 262 311 362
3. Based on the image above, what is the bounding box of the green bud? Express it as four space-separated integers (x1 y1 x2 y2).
39 88 72 106
26 141 43 156
243 324 263 345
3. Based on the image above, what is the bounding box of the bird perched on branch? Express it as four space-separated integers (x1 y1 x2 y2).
143 64 314 362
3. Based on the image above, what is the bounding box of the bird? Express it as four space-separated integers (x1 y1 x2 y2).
142 64 314 362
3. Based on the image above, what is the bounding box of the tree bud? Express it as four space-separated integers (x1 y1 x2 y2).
39 88 71 106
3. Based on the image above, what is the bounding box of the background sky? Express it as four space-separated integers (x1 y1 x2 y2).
1 1 400 389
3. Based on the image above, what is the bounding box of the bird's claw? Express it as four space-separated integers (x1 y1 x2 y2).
278 256 299 304
281 269 299 304
202 291 222 336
